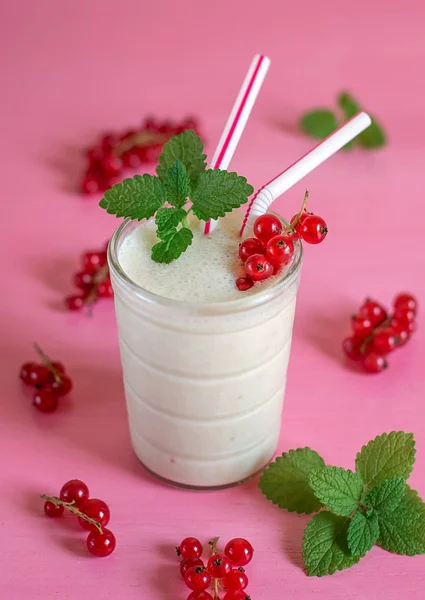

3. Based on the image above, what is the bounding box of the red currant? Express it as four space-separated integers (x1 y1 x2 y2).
290 210 313 233
86 528 116 557
78 499 110 531
82 251 107 273
253 214 283 244
52 362 66 375
394 308 415 324
299 215 328 244
101 153 123 176
244 254 274 282
74 271 94 290
65 294 85 311
362 352 388 374
20 362 37 385
144 143 163 163
236 277 254 292
143 117 158 131
81 173 101 195
177 537 203 559
44 501 64 517
187 593 214 600
184 566 211 592
351 315 374 338
222 568 248 591
238 238 265 262
223 592 251 600
266 234 295 265
180 557 204 578
122 149 142 168
86 147 104 163
207 553 232 578
390 320 410 346
372 328 398 354
33 389 59 413
359 299 387 326
224 538 254 567
47 375 73 397
60 479 89 507
342 336 363 361
97 280 114 298
394 293 417 314
28 365 52 387
100 133 119 149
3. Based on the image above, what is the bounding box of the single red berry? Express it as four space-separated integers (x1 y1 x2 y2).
362 352 388 374
78 499 110 531
60 479 89 507
81 173 101 195
122 149 142 168
236 277 254 292
390 320 410 346
44 501 64 517
244 254 274 282
394 308 415 324
48 375 73 397
266 234 295 265
180 557 204 578
100 133 119 149
65 294 85 311
184 566 211 592
393 317 416 335
207 553 232 578
28 365 52 387
86 528 116 557
177 537 203 559
222 568 248 591
299 215 328 244
372 328 399 354
100 153 123 176
224 538 254 567
74 270 94 290
223 592 251 600
238 238 265 262
187 592 214 600
290 210 313 233
33 389 59 413
359 299 387 327
20 362 37 385
144 143 163 163
342 336 364 361
394 293 417 315
86 146 104 164
97 280 114 298
82 251 107 273
52 362 66 375
253 214 283 244
351 315 374 338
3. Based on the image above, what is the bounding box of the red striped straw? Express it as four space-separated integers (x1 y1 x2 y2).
239 112 372 237
203 54 271 234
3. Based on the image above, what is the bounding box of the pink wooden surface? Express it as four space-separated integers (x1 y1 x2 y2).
1 0 424 598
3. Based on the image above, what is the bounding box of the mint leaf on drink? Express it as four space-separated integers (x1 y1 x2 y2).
355 431 416 489
162 160 191 207
155 207 187 238
151 227 193 264
156 130 207 183
191 170 254 221
365 477 406 513
377 486 425 555
308 466 363 516
302 512 360 576
99 174 165 220
347 511 379 556
259 448 325 514
299 109 338 140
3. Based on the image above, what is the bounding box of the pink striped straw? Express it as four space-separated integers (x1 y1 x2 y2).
240 112 372 237
203 54 271 234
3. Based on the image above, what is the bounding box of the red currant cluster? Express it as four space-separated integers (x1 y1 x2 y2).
81 117 201 195
177 536 253 600
65 244 113 312
42 479 116 557
237 193 328 291
19 344 73 412
342 293 418 373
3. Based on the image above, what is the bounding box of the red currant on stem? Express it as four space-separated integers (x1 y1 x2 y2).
60 479 89 507
223 592 251 600
390 319 410 346
266 234 295 265
28 364 51 387
207 553 232 578
351 315 374 338
78 499 110 531
177 537 203 559
180 557 204 578
224 538 254 567
239 238 265 262
253 214 283 244
82 251 107 273
394 293 417 314
372 328 399 354
81 173 101 195
19 362 37 385
33 389 59 413
236 277 254 292
44 501 64 517
74 271 94 290
87 528 116 557
362 351 388 374
299 214 328 244
65 294 85 311
244 254 274 282
342 336 364 361
184 566 211 592
223 568 248 591
359 299 387 327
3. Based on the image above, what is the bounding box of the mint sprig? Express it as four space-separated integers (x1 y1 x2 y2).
99 131 253 264
259 431 424 576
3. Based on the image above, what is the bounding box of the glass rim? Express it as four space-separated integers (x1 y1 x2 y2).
108 213 303 312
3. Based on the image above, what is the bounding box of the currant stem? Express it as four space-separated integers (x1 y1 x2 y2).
359 316 393 354
283 189 309 234
33 343 61 384
208 538 220 600
114 131 169 156
41 494 103 533
84 263 110 316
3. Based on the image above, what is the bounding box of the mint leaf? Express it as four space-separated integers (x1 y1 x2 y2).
377 486 425 555
162 160 191 207
365 477 406 514
338 92 360 119
191 170 254 221
302 512 360 576
99 174 165 220
259 448 325 514
299 109 338 140
155 207 187 239
151 227 193 264
358 119 386 149
156 130 206 184
309 466 363 517
347 511 379 556
355 431 416 489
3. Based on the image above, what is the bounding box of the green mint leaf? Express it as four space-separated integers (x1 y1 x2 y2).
358 119 386 149
302 512 360 576
338 92 361 119
377 486 425 555
156 130 207 184
162 160 191 207
191 170 254 221
151 227 193 264
99 174 165 220
309 466 363 516
155 207 187 239
299 109 338 140
355 431 416 489
259 448 325 514
347 511 379 556
365 477 406 514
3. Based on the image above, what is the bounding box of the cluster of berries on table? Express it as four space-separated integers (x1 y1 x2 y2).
19 344 73 412
42 479 116 557
342 293 418 373
177 536 253 600
236 192 328 291
65 243 113 312
81 116 201 195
